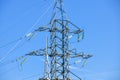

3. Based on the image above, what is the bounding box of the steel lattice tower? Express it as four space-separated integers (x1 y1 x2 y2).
26 0 92 80
49 0 69 79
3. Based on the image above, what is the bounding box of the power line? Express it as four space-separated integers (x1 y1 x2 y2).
0 55 27 68
0 2 53 63
0 39 22 62
0 38 23 49
25 0 53 34
0 65 18 76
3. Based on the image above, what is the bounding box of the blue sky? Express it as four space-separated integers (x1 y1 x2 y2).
0 0 120 80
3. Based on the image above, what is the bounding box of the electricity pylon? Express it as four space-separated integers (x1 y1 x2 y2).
26 0 92 80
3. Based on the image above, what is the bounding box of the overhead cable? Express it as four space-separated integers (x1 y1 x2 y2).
0 2 53 63
0 38 23 49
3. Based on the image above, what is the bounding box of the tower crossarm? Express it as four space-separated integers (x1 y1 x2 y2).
26 48 92 59
55 19 84 39
26 48 46 56
35 26 50 32
70 53 93 59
